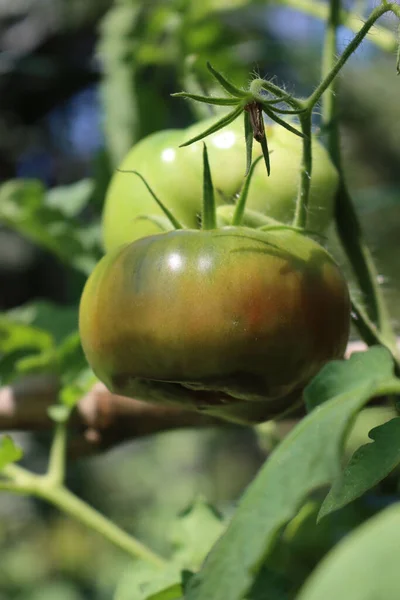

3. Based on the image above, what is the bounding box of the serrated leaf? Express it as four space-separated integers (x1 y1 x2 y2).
305 346 395 412
320 417 400 520
297 504 400 600
184 348 397 600
0 436 23 471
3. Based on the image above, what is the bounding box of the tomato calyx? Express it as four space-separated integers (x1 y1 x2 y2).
172 62 306 177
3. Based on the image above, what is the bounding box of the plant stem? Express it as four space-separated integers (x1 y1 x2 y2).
317 0 400 362
293 109 312 229
1 464 166 567
38 484 166 568
47 420 67 486
276 0 397 53
307 3 393 110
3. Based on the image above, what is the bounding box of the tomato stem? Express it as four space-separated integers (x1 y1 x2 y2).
293 110 312 230
277 0 397 53
319 0 400 363
306 3 395 111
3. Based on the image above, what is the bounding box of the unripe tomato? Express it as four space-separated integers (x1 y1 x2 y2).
102 118 338 252
79 228 350 424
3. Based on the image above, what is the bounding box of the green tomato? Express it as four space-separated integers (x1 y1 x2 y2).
79 227 350 424
246 126 338 233
102 118 338 252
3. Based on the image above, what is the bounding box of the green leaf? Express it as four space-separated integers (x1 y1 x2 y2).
247 565 291 600
0 303 87 383
305 346 395 412
146 583 183 600
114 562 182 600
8 301 78 345
319 417 400 520
184 348 397 600
45 179 94 218
0 179 101 275
56 331 86 387
170 498 225 569
0 317 55 381
0 436 23 471
0 318 53 356
60 368 96 409
297 504 400 600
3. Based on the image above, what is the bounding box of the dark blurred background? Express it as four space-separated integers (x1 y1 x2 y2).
0 1 400 598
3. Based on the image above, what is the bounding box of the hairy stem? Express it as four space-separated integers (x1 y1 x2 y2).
293 109 312 229
276 0 397 53
319 0 399 362
307 3 393 110
1 463 166 567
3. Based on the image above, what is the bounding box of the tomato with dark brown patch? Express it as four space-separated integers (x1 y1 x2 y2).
79 227 350 424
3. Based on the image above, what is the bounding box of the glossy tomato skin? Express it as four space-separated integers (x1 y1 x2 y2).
80 228 350 424
102 118 338 252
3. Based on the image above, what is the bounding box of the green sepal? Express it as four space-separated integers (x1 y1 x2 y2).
133 214 177 232
260 132 271 176
206 62 248 98
261 104 305 138
244 110 253 175
118 170 184 230
179 104 244 147
171 92 238 106
201 144 217 230
232 156 263 226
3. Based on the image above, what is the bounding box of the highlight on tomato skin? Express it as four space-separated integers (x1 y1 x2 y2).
79 227 351 425
101 117 339 252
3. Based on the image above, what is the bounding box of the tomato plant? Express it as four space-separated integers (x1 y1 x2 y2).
102 116 338 251
3 2 400 599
